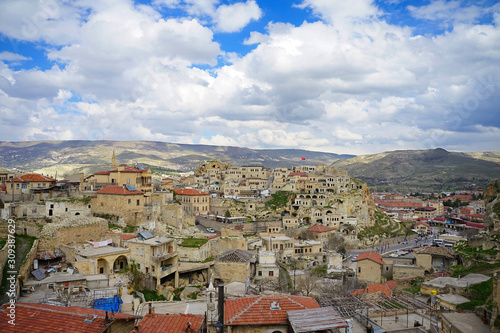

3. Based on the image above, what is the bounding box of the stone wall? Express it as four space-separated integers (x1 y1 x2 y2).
393 265 426 280
19 239 38 286
0 241 7 286
178 241 214 262
215 261 250 284
45 200 91 218
38 217 109 251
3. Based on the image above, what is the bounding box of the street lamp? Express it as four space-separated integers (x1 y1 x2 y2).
214 321 223 333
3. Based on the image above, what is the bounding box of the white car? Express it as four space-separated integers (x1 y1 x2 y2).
207 227 215 233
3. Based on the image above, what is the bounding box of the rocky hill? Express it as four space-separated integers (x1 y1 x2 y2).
1 141 498 192
0 140 353 176
331 148 500 192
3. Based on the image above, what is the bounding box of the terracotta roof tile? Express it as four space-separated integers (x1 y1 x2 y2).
225 295 319 326
354 251 383 265
97 185 144 195
132 313 204 333
173 188 209 196
120 234 138 240
7 174 56 182
415 221 430 227
351 284 392 297
0 303 138 333
307 224 335 233
466 222 485 228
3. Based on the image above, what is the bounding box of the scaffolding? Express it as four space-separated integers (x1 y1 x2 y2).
39 287 119 309
317 293 438 331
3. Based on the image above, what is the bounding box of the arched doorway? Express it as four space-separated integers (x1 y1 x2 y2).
113 255 128 272
97 258 109 274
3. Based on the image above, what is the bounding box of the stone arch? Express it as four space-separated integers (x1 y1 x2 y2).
113 255 128 272
97 258 110 274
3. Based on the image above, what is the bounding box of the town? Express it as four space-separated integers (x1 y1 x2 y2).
0 152 499 333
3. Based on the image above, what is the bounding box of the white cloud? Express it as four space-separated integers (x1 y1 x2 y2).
213 0 262 33
0 0 499 156
0 51 31 61
408 0 485 25
199 134 238 146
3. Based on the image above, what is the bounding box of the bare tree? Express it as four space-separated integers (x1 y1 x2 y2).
296 271 321 296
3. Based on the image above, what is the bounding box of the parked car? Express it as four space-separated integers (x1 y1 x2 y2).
207 227 215 233
351 255 358 262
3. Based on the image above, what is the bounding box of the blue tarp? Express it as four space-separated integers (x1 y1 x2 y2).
93 296 123 313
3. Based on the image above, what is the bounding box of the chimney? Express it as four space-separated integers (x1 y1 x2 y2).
218 284 224 326
148 302 152 314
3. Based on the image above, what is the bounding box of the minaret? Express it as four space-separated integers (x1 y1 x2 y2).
111 149 116 169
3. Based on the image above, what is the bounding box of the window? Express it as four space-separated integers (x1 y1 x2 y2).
127 177 130 184
358 267 361 273
386 266 389 271
258 271 262 276
142 248 144 255
269 271 274 276
136 249 139 255
128 199 131 204
137 199 140 205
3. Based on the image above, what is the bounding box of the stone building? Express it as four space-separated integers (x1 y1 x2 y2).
83 164 153 193
293 240 324 261
126 233 179 288
173 188 210 216
354 251 383 283
91 185 145 225
214 249 255 284
6 174 56 195
255 251 279 283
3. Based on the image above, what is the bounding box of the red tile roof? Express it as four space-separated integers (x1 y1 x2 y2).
307 224 335 233
0 303 139 333
288 172 307 177
97 185 144 195
0 185 6 192
385 280 397 290
354 251 383 265
110 167 148 173
466 222 486 229
94 170 111 175
120 234 138 240
173 188 209 196
7 174 56 182
131 313 204 333
225 295 319 326
351 283 393 297
415 221 430 227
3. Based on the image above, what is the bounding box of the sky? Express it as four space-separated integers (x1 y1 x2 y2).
0 0 499 155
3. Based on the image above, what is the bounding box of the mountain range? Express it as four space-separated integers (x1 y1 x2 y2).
0 141 498 192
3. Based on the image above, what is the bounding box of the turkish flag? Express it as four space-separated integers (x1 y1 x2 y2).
301 157 306 160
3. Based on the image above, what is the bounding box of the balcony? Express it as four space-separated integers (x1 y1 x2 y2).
150 252 176 262
160 265 177 278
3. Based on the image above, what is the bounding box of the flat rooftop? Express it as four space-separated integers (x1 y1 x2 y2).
423 274 490 289
127 236 174 245
77 246 130 257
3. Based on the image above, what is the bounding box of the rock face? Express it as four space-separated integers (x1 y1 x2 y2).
484 180 500 232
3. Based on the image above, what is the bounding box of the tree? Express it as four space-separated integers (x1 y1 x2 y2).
224 209 231 217
296 271 320 296
325 233 346 253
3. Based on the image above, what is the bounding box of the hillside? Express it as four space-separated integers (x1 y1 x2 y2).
331 148 500 192
0 140 353 177
1 142 498 192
